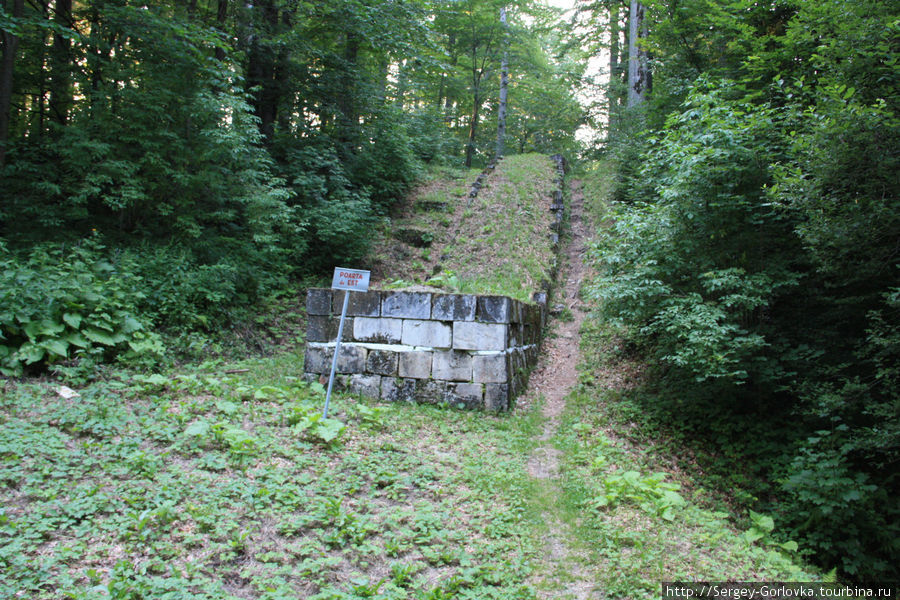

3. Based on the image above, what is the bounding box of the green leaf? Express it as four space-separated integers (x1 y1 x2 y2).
40 338 69 358
216 400 238 415
82 327 126 346
749 510 774 533
66 331 90 348
18 344 45 365
121 316 143 333
63 312 83 329
185 421 210 437
778 540 799 552
314 418 346 443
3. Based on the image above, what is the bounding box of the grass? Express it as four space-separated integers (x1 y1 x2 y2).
441 154 557 302
0 338 813 599
0 350 548 599
371 154 557 303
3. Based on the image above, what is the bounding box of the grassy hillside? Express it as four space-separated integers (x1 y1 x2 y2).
371 154 558 302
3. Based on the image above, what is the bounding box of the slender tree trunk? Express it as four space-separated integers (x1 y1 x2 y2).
443 34 457 124
608 0 620 129
245 0 280 143
465 89 480 167
48 0 72 126
495 6 509 160
0 0 24 166
215 0 228 62
336 31 360 158
627 0 650 107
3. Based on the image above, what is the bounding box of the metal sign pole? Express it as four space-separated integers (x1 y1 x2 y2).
322 267 370 419
323 290 349 419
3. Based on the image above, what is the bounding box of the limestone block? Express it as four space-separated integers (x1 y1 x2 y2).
399 351 432 379
432 294 476 321
380 377 397 402
382 291 431 319
349 374 381 398
506 322 524 348
453 321 507 351
306 289 332 315
304 344 331 374
432 350 473 382
473 353 508 383
449 382 484 409
332 290 381 317
476 295 512 323
402 319 451 348
415 379 448 404
353 317 402 344
307 315 354 343
484 383 509 411
303 344 367 374
366 349 398 376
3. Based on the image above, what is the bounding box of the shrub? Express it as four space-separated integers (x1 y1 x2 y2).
0 239 162 376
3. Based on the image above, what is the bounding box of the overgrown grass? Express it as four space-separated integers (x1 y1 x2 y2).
440 154 557 302
0 350 547 599
373 154 557 303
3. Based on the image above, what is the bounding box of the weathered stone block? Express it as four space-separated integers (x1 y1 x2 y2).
473 353 508 383
304 344 330 374
453 321 507 351
366 349 398 376
415 379 448 404
476 295 512 323
449 383 483 409
306 289 332 315
349 374 381 398
506 322 524 348
432 350 473 381
381 377 415 404
399 351 432 379
510 300 524 324
432 294 476 321
382 291 431 319
308 315 354 343
303 344 367 374
402 319 451 348
353 317 402 344
332 290 381 317
484 383 509 411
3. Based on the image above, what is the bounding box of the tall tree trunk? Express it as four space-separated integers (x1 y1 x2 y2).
627 0 650 107
495 6 509 160
465 89 480 167
608 0 620 128
48 0 72 126
443 34 457 124
336 31 359 159
0 0 24 166
215 0 228 62
245 0 280 144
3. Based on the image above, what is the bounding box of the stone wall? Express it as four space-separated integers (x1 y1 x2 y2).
303 289 548 411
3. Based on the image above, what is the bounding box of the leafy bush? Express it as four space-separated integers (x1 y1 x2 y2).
0 240 162 376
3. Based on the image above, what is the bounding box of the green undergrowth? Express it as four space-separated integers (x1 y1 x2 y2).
0 350 547 599
550 320 819 598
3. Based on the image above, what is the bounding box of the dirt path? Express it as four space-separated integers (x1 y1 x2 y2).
520 180 600 599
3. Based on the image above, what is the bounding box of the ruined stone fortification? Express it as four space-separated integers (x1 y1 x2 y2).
303 154 566 410
303 289 548 411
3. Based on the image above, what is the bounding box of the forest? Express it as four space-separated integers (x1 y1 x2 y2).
1 0 898 586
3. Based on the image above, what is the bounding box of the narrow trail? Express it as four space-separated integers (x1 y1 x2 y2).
520 180 601 599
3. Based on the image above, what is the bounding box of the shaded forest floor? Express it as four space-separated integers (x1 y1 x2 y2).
0 168 816 599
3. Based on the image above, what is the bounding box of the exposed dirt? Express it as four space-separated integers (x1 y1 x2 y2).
520 180 602 599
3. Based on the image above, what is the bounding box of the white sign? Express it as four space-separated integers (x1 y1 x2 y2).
331 267 370 292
